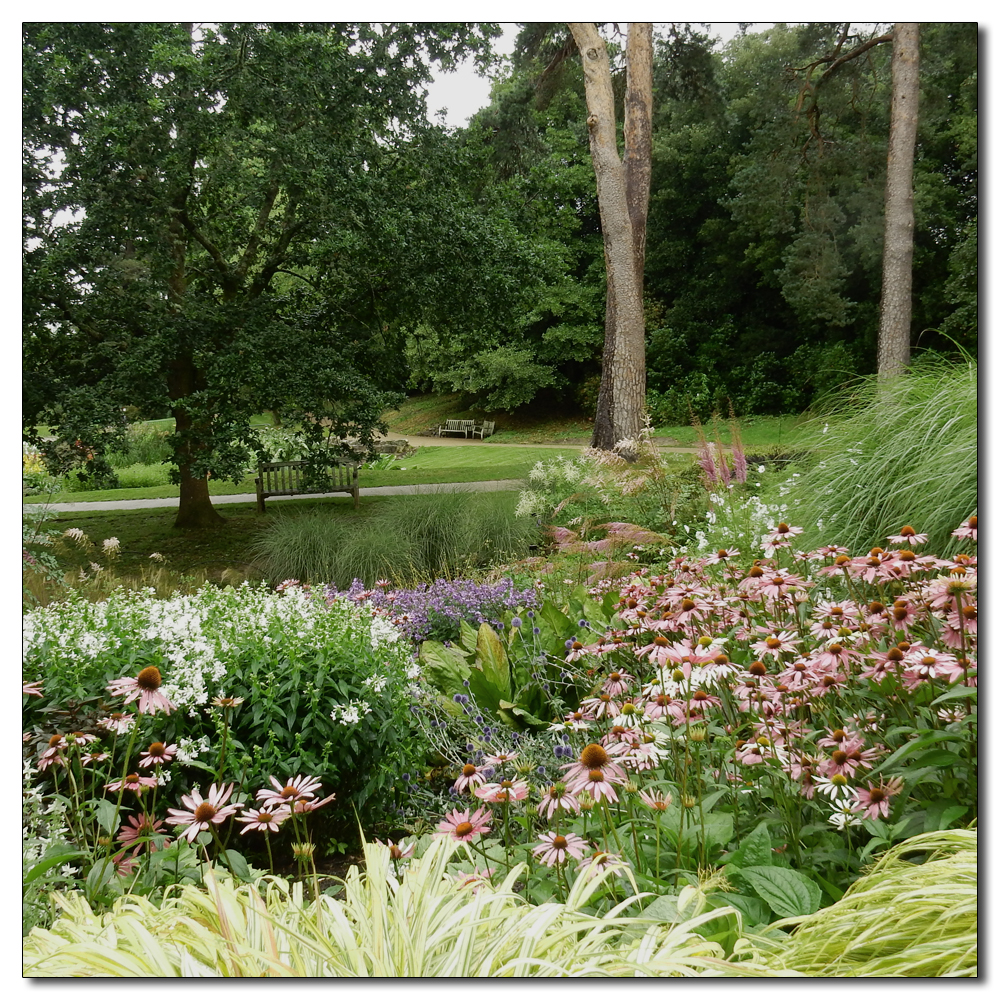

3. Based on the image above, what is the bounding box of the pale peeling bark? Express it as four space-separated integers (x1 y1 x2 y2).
877 23 919 376
570 23 651 458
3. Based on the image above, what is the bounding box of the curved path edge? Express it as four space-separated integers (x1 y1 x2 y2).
24 479 528 513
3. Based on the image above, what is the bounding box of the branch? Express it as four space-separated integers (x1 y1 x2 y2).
234 176 281 284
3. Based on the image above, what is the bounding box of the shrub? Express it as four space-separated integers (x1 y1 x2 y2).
106 425 172 468
770 356 977 556
22 583 427 838
252 493 542 587
113 463 173 489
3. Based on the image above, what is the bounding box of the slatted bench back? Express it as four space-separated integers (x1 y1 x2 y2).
256 460 359 512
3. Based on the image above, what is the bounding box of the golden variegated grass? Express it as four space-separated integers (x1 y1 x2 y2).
741 829 977 977
23 836 780 978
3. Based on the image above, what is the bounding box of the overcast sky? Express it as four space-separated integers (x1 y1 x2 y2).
424 22 764 128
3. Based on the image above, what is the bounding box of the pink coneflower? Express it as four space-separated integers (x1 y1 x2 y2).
118 812 170 851
256 774 323 808
107 666 176 715
750 630 800 658
577 849 626 876
482 750 519 769
887 525 929 546
762 523 803 558
106 773 158 794
852 777 904 821
435 806 492 841
951 515 977 542
474 779 530 804
532 831 589 867
452 762 490 794
81 750 110 766
166 782 242 843
601 669 636 696
37 736 66 770
705 547 740 566
98 712 136 735
578 692 622 719
816 727 862 750
820 738 879 780
22 680 43 697
565 765 622 803
562 742 628 783
540 783 581 820
238 804 292 834
290 792 337 814
808 641 857 674
377 838 415 861
637 788 673 812
138 741 178 768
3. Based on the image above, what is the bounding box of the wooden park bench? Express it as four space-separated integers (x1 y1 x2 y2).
434 419 476 438
255 459 359 512
472 420 495 439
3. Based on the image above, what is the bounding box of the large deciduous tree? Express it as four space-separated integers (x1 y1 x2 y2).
23 21 500 527
877 23 920 375
568 22 652 457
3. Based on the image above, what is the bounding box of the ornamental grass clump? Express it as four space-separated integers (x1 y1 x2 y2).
253 491 541 587
742 829 977 977
770 356 977 557
23 836 777 977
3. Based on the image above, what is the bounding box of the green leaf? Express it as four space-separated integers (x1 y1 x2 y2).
24 850 87 886
420 639 471 695
738 865 822 918
724 820 772 869
922 799 969 833
219 849 253 883
497 699 549 731
93 798 120 835
475 622 510 701
868 731 957 777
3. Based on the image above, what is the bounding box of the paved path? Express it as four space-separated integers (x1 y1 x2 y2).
24 479 529 513
23 436 701 514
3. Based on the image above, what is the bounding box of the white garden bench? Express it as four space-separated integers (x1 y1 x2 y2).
472 420 495 439
255 460 359 512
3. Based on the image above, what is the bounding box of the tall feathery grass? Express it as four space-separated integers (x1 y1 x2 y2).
775 356 977 555
23 836 778 978
252 492 542 587
743 828 977 977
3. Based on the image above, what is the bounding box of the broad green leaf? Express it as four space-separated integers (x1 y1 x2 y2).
418 640 471 695
219 848 253 883
93 797 120 835
475 622 510 701
738 865 822 918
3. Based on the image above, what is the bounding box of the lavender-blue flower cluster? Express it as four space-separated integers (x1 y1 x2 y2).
324 577 541 644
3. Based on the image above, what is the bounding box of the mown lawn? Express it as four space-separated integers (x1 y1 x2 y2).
27 445 569 505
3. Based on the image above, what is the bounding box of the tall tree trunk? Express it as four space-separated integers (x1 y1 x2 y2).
571 23 652 459
877 23 919 376
169 354 224 529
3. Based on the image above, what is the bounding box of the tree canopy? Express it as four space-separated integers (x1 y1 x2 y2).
23 21 538 525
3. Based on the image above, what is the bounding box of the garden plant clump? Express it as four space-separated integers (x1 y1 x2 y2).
22 581 430 926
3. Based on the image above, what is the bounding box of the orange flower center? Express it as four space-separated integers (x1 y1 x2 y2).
137 666 162 691
462 764 477 778
587 769 605 783
579 743 609 768
148 742 165 757
552 835 568 850
455 822 474 837
194 803 217 823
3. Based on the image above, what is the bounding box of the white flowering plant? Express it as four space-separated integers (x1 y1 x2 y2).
23 582 429 835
